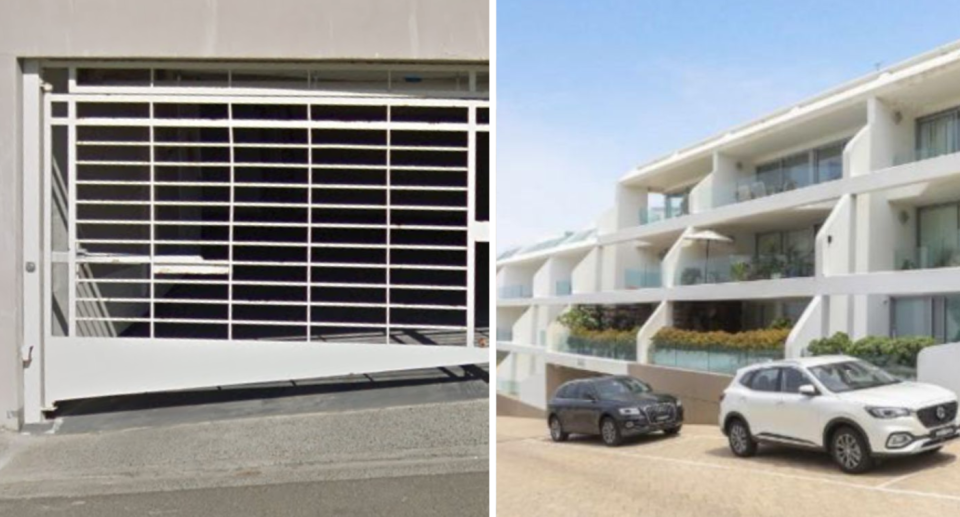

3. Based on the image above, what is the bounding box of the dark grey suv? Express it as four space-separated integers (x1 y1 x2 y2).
547 376 684 446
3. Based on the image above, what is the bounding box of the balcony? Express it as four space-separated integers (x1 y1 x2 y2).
558 332 637 361
895 244 960 271
498 284 532 299
677 253 814 286
650 346 783 375
730 140 844 204
624 267 662 289
555 279 572 296
496 328 514 342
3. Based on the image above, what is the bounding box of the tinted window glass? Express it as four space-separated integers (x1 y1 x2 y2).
749 368 781 392
739 371 756 387
781 368 810 394
556 384 574 399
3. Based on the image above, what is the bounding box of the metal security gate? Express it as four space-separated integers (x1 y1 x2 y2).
23 64 490 420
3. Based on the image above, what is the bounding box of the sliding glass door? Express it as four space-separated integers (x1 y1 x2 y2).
917 108 960 160
918 203 960 268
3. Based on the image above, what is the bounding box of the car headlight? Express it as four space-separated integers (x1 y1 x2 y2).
866 406 912 419
619 407 641 416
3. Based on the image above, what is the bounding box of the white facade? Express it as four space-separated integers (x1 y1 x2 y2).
497 40 960 410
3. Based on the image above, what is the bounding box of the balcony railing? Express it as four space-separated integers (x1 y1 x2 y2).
558 333 637 361
895 245 960 271
651 346 782 375
893 147 959 166
624 267 662 289
498 284 532 299
555 279 572 296
639 206 665 225
496 328 513 342
677 253 815 286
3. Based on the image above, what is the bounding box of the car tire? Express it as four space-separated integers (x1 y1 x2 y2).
663 425 682 436
831 426 874 474
600 417 623 447
727 418 758 457
549 416 569 442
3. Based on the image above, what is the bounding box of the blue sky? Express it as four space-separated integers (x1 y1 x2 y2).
496 0 960 252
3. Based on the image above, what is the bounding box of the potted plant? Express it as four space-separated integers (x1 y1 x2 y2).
681 268 702 286
730 261 751 281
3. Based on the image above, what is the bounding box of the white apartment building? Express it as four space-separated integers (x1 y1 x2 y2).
496 40 960 420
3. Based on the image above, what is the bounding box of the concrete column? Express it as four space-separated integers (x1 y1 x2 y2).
0 57 24 430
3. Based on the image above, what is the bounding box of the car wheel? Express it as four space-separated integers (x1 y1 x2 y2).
727 418 757 457
549 416 569 442
832 426 874 474
663 425 682 436
600 417 622 447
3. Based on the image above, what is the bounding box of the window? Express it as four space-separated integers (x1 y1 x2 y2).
749 368 781 392
557 383 576 399
781 368 811 394
815 143 844 182
917 108 960 160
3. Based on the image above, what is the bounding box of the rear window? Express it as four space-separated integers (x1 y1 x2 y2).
748 368 781 392
556 383 576 399
739 371 757 387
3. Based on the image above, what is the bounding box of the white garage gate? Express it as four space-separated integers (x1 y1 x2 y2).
21 63 490 422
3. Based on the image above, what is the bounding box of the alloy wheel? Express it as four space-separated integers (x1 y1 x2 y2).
602 420 618 444
835 433 862 470
550 418 561 440
730 423 748 453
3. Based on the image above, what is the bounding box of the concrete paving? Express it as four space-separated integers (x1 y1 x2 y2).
0 372 490 516
497 416 960 516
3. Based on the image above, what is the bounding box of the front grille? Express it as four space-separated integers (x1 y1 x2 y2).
917 401 958 428
643 403 677 423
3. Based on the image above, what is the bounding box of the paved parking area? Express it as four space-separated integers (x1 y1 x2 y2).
497 416 960 516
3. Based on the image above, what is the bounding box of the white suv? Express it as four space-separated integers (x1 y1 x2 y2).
719 355 959 473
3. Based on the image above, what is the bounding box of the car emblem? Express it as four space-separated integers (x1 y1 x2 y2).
937 406 947 420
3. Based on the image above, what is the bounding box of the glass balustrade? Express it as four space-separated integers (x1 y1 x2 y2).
624 267 662 289
555 279 572 295
677 253 815 286
558 333 637 361
496 328 513 342
498 284 532 299
650 346 783 375
895 245 960 270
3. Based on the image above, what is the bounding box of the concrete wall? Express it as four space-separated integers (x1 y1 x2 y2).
496 394 545 419
542 362 730 426
0 0 489 431
627 363 731 425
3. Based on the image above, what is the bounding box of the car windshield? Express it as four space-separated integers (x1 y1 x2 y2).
594 377 651 401
809 360 900 393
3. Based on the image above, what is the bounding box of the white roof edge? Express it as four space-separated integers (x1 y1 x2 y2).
621 38 960 184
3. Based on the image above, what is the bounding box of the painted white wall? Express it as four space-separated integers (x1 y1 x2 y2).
661 227 694 287
689 172 714 213
711 152 741 207
817 194 854 335
571 247 600 294
512 306 538 346
918 342 960 399
636 301 671 364
785 296 823 358
615 184 648 231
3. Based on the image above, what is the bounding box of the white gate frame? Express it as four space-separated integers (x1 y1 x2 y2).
22 63 491 423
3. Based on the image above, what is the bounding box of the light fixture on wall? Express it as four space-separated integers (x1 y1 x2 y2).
736 161 743 171
899 210 910 225
894 110 903 125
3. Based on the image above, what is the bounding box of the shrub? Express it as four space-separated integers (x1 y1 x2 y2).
807 333 936 368
651 327 789 352
566 327 638 360
769 317 793 330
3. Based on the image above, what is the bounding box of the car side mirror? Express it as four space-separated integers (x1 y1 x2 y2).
798 384 818 397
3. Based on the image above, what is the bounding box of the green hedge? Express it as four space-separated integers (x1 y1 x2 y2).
651 327 789 352
807 332 936 368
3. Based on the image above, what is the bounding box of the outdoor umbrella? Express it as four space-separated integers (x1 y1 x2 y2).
683 230 734 281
